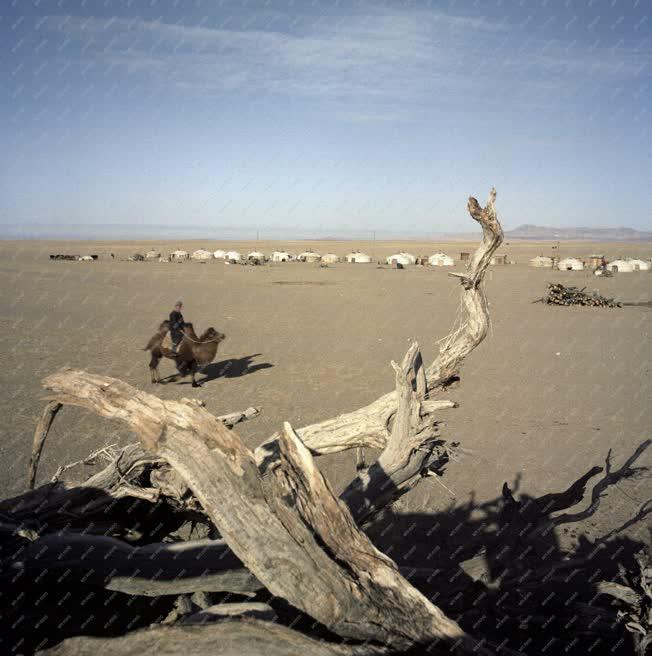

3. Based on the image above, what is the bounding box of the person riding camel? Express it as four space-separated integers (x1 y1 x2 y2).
169 301 185 353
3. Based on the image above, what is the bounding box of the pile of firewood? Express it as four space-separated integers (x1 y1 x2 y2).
542 283 621 307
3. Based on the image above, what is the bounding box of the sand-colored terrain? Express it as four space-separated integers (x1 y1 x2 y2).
0 239 650 548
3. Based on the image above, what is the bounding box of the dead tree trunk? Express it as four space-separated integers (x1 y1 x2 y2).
40 368 471 650
255 188 502 459
10 189 511 655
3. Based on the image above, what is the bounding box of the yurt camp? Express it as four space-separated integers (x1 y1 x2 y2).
213 249 227 260
225 250 242 262
387 252 416 266
557 257 584 271
145 250 161 260
346 251 372 263
170 250 189 261
191 249 213 260
271 251 292 262
529 255 554 268
428 252 454 267
321 253 339 264
298 251 321 263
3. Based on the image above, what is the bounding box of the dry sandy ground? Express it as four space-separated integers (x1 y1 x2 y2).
0 238 650 550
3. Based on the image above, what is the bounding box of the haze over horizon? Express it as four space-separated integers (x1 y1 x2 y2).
2 1 651 237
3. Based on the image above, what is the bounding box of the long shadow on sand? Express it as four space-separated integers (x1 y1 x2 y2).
198 353 274 383
2 463 648 655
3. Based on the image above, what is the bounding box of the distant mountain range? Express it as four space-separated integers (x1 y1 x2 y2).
504 225 652 241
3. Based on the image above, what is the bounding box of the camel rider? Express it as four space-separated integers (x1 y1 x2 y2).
169 301 185 353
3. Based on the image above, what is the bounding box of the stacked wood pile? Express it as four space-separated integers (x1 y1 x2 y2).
3 191 649 655
542 283 621 307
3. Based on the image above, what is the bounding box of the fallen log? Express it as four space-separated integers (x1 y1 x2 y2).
5 534 261 596
40 369 472 650
39 618 389 656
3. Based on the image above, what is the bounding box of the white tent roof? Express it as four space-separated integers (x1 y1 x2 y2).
171 250 189 257
271 251 292 261
608 259 634 272
387 253 412 266
213 250 227 258
247 251 265 259
191 249 213 259
346 252 371 262
225 250 242 260
321 253 339 262
428 253 454 266
557 257 584 270
628 259 650 270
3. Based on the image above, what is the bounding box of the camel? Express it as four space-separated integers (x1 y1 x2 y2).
144 321 226 386
166 323 226 387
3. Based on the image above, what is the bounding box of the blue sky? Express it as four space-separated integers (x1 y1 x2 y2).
1 0 650 237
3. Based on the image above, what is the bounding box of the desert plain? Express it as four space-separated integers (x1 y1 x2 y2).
0 238 650 550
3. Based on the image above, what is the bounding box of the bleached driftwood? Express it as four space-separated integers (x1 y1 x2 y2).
340 342 453 524
6 534 261 596
40 369 472 650
26 395 259 490
255 188 502 459
28 401 62 489
40 619 389 656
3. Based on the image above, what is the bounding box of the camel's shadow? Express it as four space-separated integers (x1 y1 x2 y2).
159 354 273 387
195 354 274 384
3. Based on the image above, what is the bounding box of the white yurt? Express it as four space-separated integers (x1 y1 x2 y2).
529 255 553 268
271 251 292 262
225 250 242 262
298 251 321 263
346 251 372 263
608 259 634 273
629 259 650 271
247 251 266 261
191 249 213 260
213 249 227 259
78 255 94 261
321 253 339 264
145 250 161 260
428 252 455 267
170 250 189 261
387 253 413 266
557 257 584 271
388 252 416 265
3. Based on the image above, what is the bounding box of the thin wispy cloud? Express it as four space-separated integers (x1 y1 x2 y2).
37 9 648 120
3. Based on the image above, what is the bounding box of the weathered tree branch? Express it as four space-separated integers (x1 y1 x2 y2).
40 618 389 656
6 534 261 596
41 369 473 650
26 394 259 490
28 401 62 489
340 342 451 524
255 188 502 459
